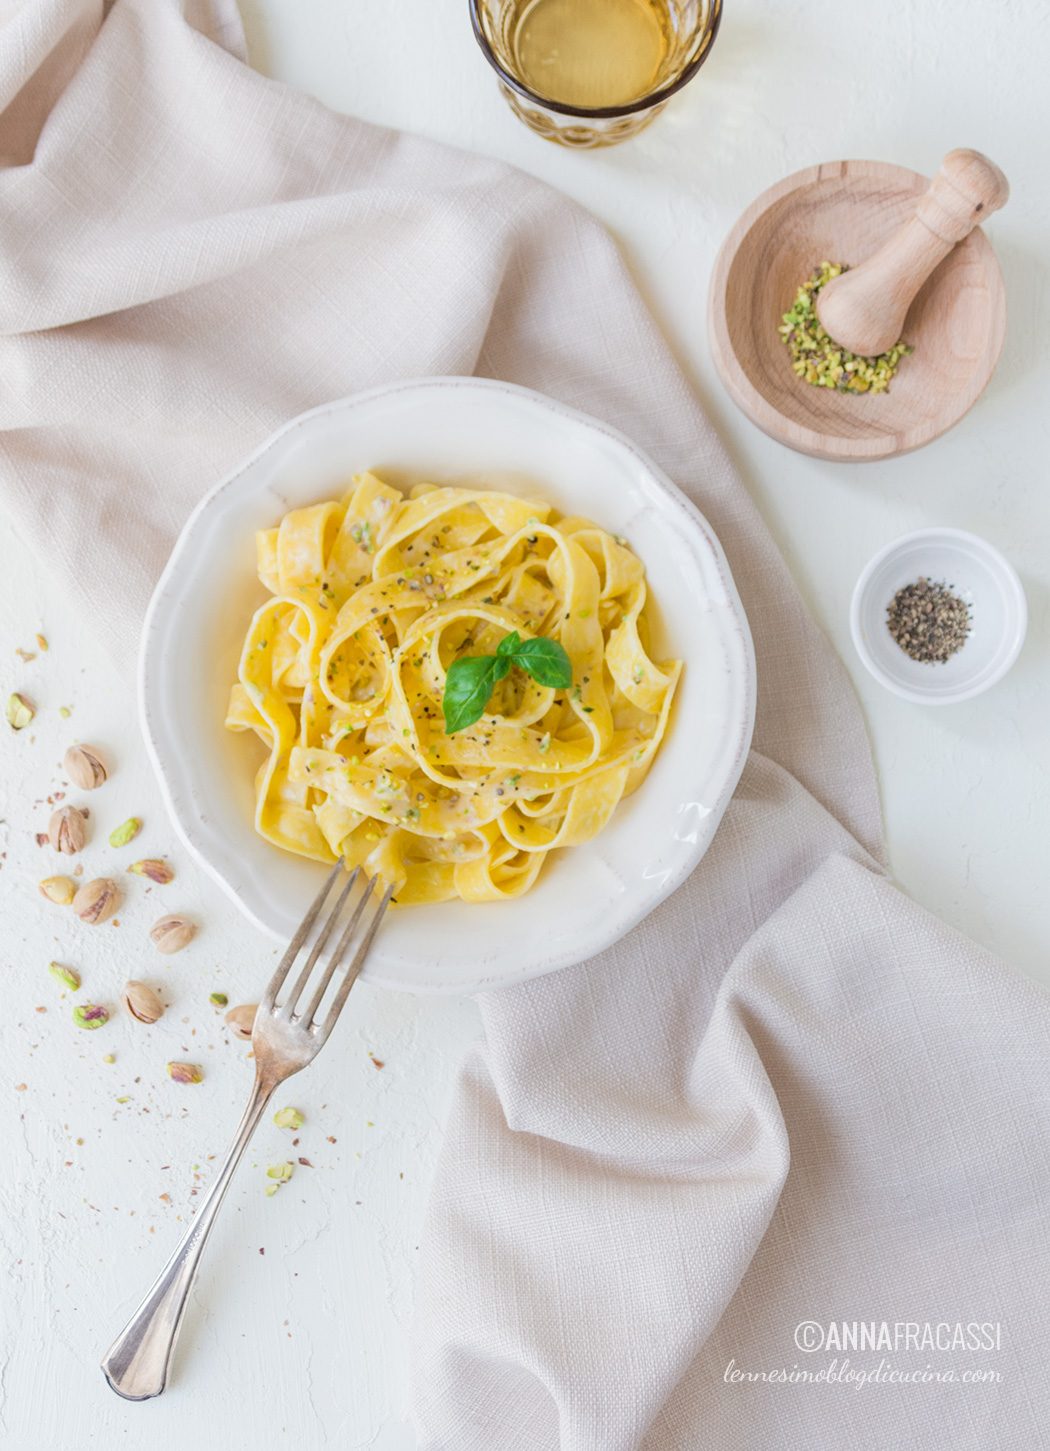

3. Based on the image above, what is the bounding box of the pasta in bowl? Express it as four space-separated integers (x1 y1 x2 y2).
225 472 681 904
140 377 753 991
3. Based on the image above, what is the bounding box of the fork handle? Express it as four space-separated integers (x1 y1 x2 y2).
101 1072 277 1399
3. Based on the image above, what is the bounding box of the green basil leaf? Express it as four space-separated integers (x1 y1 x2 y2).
441 634 571 735
507 636 573 689
443 655 501 734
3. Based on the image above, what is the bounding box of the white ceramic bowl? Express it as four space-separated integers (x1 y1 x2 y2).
140 378 755 993
850 527 1027 706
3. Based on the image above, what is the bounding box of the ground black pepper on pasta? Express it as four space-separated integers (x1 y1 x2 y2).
886 578 971 664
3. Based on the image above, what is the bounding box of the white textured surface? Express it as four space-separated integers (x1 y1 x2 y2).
3 1 1048 1447
2 579 473 1450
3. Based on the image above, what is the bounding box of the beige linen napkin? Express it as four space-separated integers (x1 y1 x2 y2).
3 3 1047 1448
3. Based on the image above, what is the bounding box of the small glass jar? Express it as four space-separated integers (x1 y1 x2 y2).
469 0 723 148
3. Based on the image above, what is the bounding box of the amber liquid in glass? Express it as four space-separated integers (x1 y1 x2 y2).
509 0 672 109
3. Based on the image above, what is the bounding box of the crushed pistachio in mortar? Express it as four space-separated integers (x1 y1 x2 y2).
778 261 912 393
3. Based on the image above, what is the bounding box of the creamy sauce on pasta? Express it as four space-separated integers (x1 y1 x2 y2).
225 472 681 903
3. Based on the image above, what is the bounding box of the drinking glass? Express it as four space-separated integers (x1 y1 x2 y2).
469 0 723 148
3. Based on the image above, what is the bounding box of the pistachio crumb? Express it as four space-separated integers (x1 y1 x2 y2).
779 261 912 393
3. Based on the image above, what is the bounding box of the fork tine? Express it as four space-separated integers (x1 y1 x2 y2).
298 873 378 1028
277 867 361 1019
260 860 344 1009
316 881 394 1038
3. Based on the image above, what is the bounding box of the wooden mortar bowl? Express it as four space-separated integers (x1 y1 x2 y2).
708 160 1006 462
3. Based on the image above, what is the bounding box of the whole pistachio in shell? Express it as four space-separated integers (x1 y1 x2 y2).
73 877 120 924
225 1003 258 1040
63 744 108 790
48 805 87 855
123 980 165 1025
150 914 196 954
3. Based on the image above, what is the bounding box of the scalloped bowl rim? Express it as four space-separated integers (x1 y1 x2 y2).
139 378 756 993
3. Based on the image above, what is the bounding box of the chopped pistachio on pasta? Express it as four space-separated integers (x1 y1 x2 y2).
225 472 681 904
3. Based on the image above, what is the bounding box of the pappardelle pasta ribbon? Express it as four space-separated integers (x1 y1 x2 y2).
225 473 681 903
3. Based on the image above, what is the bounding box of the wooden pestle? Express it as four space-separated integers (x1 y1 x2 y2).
816 149 1009 358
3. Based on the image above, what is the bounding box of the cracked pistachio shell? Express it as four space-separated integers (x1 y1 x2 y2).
150 914 196 954
224 1003 257 1040
123 980 165 1025
73 877 119 924
63 744 107 790
48 806 87 855
224 1004 256 1038
39 876 76 906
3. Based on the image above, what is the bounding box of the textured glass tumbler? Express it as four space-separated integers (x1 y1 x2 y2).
469 0 722 148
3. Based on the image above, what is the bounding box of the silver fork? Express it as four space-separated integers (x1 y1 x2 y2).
101 862 391 1401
